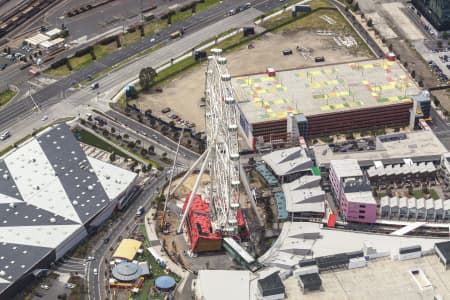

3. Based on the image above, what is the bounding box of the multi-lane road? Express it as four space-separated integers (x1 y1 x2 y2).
0 0 283 132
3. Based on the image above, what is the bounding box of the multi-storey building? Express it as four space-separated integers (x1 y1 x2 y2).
329 159 377 223
413 0 450 32
234 59 425 150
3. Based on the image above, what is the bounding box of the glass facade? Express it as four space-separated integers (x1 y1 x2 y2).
413 0 450 31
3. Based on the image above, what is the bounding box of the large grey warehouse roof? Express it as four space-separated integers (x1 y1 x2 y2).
0 124 136 296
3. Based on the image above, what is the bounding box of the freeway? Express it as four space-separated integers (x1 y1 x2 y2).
0 0 282 131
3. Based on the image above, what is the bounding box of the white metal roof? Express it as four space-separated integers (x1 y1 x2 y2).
223 237 254 264
0 224 82 248
314 131 447 167
389 197 399 208
407 198 417 209
444 200 450 211
39 38 64 48
435 199 443 210
345 191 376 205
416 198 425 209
87 157 137 200
197 270 250 300
425 198 435 210
0 124 136 295
262 147 312 176
283 186 325 213
24 33 50 46
330 159 362 181
4 139 81 223
45 28 62 37
380 196 390 207
281 175 321 191
259 222 447 267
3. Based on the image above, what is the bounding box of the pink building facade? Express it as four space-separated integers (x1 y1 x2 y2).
329 160 377 223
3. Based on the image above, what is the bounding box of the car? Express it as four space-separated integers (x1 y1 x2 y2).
35 292 44 298
90 82 99 90
86 256 95 261
161 107 171 113
0 63 6 70
41 115 48 121
65 283 76 289
40 284 49 290
136 206 144 216
315 56 325 62
282 49 293 55
152 134 159 140
93 268 98 275
0 131 11 141
104 237 110 244
150 38 155 42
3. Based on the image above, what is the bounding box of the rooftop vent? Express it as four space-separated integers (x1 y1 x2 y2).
87 185 94 191
2 174 8 180
8 203 14 209
72 201 78 206
49 218 56 223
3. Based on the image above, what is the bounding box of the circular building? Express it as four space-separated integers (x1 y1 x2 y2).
112 262 142 282
155 275 176 291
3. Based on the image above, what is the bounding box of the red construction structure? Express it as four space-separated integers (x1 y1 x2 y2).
182 193 222 253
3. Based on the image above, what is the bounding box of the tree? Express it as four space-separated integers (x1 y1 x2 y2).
388 44 393 52
150 119 156 127
136 139 141 146
433 97 440 107
367 18 373 27
123 134 129 140
128 141 135 148
353 2 359 11
443 32 449 40
148 145 155 153
139 67 157 90
110 127 116 134
411 70 416 78
437 40 443 48
248 157 256 166
162 152 167 158
109 152 116 162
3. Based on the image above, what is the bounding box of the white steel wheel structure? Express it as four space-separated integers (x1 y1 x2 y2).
175 48 240 236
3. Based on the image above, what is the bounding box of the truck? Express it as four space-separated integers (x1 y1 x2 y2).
170 30 182 39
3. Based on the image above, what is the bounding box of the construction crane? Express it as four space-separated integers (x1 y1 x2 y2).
175 48 240 235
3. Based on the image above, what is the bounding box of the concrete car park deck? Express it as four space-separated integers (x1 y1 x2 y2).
233 59 420 124
284 254 450 300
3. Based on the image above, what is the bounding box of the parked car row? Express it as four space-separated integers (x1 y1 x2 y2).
428 60 448 82
166 112 195 128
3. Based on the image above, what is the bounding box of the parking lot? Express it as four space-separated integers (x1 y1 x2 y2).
427 48 450 84
130 24 372 132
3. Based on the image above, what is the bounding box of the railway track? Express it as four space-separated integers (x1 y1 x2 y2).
0 0 56 39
